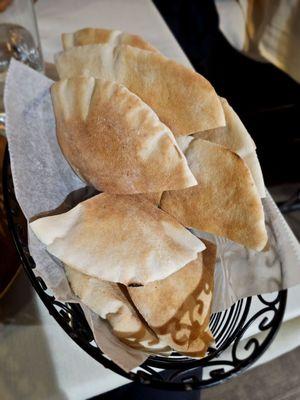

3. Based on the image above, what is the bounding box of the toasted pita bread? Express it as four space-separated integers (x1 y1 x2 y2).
65 266 166 352
244 152 266 198
30 193 205 285
128 240 216 356
134 192 162 205
176 136 194 153
62 27 158 53
193 98 265 197
51 77 196 194
55 44 225 136
178 139 265 198
160 138 268 251
194 98 256 157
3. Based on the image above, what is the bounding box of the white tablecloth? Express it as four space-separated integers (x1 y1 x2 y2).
1 0 300 398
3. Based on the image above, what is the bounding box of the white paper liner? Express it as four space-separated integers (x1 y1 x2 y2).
4 60 300 371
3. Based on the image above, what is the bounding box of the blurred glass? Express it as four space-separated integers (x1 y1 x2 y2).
0 0 43 134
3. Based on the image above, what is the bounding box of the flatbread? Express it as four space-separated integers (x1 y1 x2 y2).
65 266 165 352
128 240 216 356
193 98 265 197
177 137 265 198
194 98 256 157
176 136 194 153
55 44 225 136
133 192 162 205
160 138 268 251
244 152 266 198
62 27 158 52
30 193 205 285
51 77 197 194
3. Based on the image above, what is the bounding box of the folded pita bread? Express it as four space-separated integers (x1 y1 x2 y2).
51 77 196 194
55 44 225 136
30 193 205 285
176 136 194 153
193 98 265 197
134 192 162 205
65 266 166 352
62 27 158 53
128 240 216 356
178 138 265 198
160 138 268 251
194 98 256 157
243 152 266 198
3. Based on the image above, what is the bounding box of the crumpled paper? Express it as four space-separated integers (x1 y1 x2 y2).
4 60 300 371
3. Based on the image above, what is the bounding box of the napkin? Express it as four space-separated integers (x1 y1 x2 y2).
4 60 300 370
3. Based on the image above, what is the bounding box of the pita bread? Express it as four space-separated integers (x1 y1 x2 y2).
178 140 265 198
30 193 205 285
160 138 268 251
55 44 225 136
133 192 162 205
65 266 165 352
193 98 265 197
244 152 266 198
194 98 256 157
51 77 197 194
176 136 194 153
128 240 216 356
62 27 158 53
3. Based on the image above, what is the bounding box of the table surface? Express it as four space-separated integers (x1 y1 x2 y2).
1 0 300 399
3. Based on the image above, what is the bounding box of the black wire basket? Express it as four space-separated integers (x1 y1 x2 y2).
2 149 287 391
